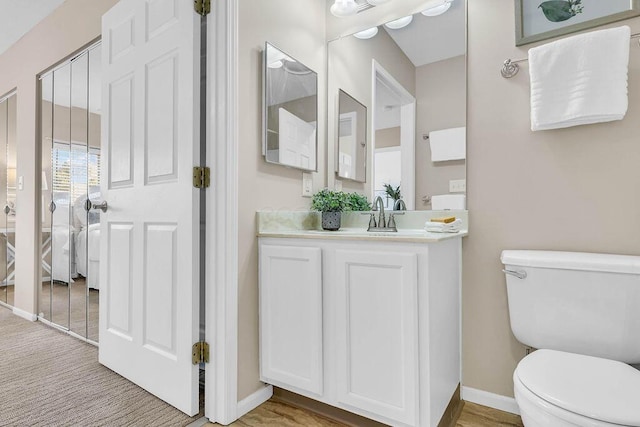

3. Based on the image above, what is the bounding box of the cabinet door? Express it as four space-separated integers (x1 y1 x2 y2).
259 244 323 395
335 249 418 426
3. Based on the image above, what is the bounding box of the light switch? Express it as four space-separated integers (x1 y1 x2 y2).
18 176 23 191
302 173 313 197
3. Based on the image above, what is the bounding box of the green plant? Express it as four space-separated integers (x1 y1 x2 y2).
311 189 346 213
383 183 401 201
344 192 371 212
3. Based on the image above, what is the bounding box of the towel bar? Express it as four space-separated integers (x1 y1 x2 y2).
501 32 640 79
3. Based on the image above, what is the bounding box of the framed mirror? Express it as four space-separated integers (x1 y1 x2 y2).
327 0 466 211
337 89 367 182
263 42 318 172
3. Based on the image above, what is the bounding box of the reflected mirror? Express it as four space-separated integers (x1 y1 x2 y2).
328 0 466 211
263 42 318 171
337 89 367 182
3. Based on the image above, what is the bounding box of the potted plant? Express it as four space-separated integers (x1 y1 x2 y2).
311 189 346 231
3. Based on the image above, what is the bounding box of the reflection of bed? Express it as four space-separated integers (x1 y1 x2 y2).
51 204 77 284
75 223 100 289
73 193 100 290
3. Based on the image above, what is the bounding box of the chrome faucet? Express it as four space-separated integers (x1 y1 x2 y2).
362 196 404 232
393 199 406 211
373 196 386 228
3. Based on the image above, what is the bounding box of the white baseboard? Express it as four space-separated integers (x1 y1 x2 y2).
462 386 520 415
12 307 37 322
236 384 273 419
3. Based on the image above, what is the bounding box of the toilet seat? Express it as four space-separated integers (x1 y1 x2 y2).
515 349 640 426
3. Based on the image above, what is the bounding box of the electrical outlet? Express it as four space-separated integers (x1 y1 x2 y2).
334 180 342 191
449 179 466 193
302 173 313 197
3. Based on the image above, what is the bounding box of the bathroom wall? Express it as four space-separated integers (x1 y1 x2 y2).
465 0 640 397
237 0 327 400
375 127 400 149
0 0 117 316
415 55 466 210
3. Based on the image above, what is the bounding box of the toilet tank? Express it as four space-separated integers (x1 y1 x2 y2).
501 250 640 364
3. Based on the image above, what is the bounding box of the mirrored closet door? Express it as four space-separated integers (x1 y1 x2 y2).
0 92 17 308
40 43 102 343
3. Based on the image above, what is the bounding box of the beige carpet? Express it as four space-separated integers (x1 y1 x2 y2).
0 306 201 426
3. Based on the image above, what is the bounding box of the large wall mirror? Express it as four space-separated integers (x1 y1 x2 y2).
328 0 467 211
263 42 318 172
0 92 17 308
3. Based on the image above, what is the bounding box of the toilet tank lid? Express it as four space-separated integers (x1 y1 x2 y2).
501 250 640 275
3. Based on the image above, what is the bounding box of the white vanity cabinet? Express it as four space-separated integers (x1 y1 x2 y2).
259 236 462 427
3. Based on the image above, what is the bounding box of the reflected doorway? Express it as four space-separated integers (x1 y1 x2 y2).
40 42 102 344
371 61 416 210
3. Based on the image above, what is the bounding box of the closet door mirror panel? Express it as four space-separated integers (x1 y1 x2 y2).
41 74 53 321
41 42 102 341
0 93 16 306
51 62 72 330
70 52 89 339
87 45 102 343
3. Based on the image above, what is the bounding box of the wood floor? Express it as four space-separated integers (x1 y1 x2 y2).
205 399 523 427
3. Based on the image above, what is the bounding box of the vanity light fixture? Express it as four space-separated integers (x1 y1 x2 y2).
366 0 391 5
330 0 358 17
384 15 413 30
421 0 453 17
353 27 379 39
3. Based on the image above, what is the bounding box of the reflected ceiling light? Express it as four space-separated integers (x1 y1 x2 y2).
353 27 379 39
330 0 358 17
421 0 453 17
384 15 413 30
366 0 391 5
267 60 283 69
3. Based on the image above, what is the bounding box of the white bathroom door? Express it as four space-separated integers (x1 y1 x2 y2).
99 0 201 415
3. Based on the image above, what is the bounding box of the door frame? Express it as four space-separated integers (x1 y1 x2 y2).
205 0 243 423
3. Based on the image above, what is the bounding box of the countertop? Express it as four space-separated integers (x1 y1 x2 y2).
256 210 468 243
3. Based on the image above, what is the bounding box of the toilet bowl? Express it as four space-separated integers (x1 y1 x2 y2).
514 350 640 427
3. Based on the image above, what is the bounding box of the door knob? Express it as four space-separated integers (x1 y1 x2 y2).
91 201 108 213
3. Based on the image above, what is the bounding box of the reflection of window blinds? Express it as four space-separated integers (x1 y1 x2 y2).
52 142 101 201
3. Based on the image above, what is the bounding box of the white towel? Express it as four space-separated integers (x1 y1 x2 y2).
529 26 630 131
425 218 462 233
429 127 466 161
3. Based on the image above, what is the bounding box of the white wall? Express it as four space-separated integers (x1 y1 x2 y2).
237 0 327 400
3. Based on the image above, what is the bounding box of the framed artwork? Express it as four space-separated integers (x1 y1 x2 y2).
515 0 640 46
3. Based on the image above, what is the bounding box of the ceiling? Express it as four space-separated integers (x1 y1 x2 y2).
0 0 66 56
383 1 466 68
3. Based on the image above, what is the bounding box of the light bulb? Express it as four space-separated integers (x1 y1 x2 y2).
421 0 453 17
353 27 379 40
384 15 413 30
330 0 358 17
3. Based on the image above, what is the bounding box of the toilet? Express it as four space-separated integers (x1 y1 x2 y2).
501 250 640 427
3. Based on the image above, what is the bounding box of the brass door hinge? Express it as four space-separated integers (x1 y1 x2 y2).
193 166 210 189
192 341 210 364
194 0 210 16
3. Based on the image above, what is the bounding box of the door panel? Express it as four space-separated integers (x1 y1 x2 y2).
100 0 200 415
259 244 323 395
334 249 419 426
